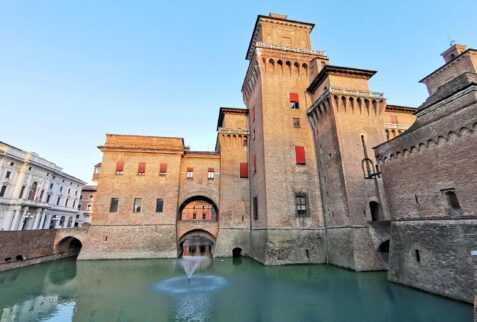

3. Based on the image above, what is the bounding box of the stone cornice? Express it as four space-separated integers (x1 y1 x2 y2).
419 49 477 83
255 42 326 57
307 65 377 93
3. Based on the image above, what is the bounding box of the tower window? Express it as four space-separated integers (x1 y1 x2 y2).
295 193 308 216
202 213 206 220
208 168 214 180
290 93 299 109
390 115 398 124
293 118 301 128
116 162 124 175
160 163 167 176
193 213 196 220
187 168 194 178
156 198 164 213
295 146 306 165
138 162 146 175
240 163 249 178
110 198 119 212
133 198 142 213
441 188 461 214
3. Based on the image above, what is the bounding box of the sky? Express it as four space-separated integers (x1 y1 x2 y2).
0 0 476 183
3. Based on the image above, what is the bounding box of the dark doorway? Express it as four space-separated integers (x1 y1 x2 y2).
370 201 384 221
232 248 242 257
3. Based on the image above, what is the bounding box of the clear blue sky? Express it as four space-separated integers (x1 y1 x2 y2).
0 0 475 183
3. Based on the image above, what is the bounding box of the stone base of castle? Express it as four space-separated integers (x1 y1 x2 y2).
78 225 177 260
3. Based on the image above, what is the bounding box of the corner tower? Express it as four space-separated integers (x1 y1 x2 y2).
242 13 329 264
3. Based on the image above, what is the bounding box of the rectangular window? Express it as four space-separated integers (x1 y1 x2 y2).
156 198 164 213
116 162 124 175
72 200 76 209
65 199 69 207
293 118 301 128
193 213 196 220
40 190 44 200
208 168 214 180
187 168 194 178
253 197 258 220
5 171 11 179
19 186 26 198
109 198 119 212
295 193 308 216
133 198 142 213
160 163 167 176
240 163 249 178
202 213 206 220
0 185 7 197
138 162 146 175
243 137 248 147
80 195 83 200
290 93 299 109
60 187 63 192
46 194 51 203
89 194 93 200
253 156 257 172
57 197 61 205
295 146 306 165
50 183 53 189
390 115 398 124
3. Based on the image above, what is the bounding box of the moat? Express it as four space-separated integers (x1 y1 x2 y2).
0 257 472 322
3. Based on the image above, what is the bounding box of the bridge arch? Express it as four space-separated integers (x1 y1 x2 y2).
178 229 216 257
178 195 219 221
55 236 83 257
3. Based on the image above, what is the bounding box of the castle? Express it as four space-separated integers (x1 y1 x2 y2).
77 14 477 303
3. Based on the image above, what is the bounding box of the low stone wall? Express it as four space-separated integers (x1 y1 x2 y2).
214 227 250 257
0 230 81 272
78 225 177 260
389 219 477 303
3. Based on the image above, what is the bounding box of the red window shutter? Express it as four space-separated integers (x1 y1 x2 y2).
295 146 306 165
290 93 299 102
116 162 124 171
138 162 146 173
187 167 193 172
160 163 167 173
253 156 257 172
391 115 398 124
208 168 214 172
252 107 255 121
240 163 248 178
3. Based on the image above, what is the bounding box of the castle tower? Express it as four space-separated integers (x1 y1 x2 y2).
306 66 390 271
214 108 251 257
242 14 329 264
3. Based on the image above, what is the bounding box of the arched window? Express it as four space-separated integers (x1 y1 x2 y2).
369 201 384 221
28 182 38 200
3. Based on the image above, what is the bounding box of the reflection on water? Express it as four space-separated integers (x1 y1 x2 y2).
0 257 472 322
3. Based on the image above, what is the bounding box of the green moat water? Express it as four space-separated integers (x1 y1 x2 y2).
0 257 472 322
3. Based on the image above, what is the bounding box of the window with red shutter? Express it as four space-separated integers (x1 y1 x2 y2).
240 163 248 178
253 156 257 172
116 162 124 175
290 93 299 109
138 162 146 175
160 163 167 176
390 115 398 124
208 168 214 180
187 167 194 179
295 146 306 165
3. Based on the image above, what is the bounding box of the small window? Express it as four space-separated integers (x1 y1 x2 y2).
5 171 11 179
60 187 63 192
253 196 258 220
28 167 32 171
87 204 91 210
193 213 196 220
10 162 14 166
138 162 146 176
110 198 119 212
208 168 214 180
321 62 325 67
75 190 78 196
290 93 299 109
89 194 93 200
50 183 53 189
295 146 306 165
56 197 61 205
72 200 76 209
65 199 69 207
94 167 101 174
441 188 461 213
116 161 124 175
293 118 301 128
156 198 164 213
46 194 51 203
133 198 142 213
243 137 248 147
202 213 206 220
187 168 194 178
159 163 167 176
295 193 308 216
240 163 249 178
390 115 398 124
0 185 7 197
80 195 83 200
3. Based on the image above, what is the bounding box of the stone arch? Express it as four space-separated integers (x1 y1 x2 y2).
56 236 82 256
178 195 219 221
178 229 216 257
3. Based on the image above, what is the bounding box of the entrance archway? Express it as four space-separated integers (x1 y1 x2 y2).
178 196 218 222
178 230 215 257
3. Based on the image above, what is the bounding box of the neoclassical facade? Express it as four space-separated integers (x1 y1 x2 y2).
0 141 85 231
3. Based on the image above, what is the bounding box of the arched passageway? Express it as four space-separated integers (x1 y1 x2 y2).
56 237 82 257
377 240 390 263
178 196 218 222
178 230 215 257
232 248 242 257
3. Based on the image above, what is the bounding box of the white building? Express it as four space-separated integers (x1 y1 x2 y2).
0 141 85 231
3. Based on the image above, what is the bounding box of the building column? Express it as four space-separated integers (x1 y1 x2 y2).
12 207 27 231
54 216 60 229
2 208 15 231
38 209 47 230
70 214 76 227
32 208 42 230
43 213 52 229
